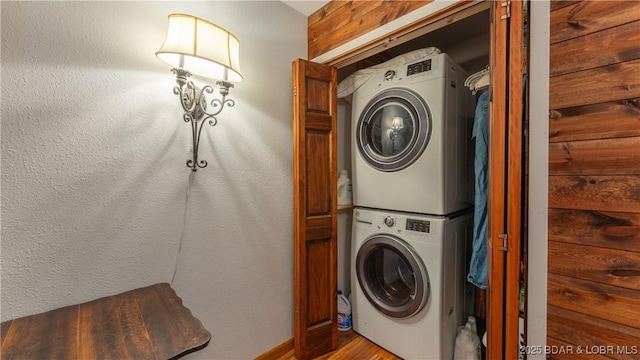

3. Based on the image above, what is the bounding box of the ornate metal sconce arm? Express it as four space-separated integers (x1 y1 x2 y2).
170 68 235 171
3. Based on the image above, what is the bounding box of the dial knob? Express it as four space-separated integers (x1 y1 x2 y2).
384 216 395 227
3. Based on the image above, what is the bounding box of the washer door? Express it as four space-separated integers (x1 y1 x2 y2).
356 234 430 319
357 88 431 172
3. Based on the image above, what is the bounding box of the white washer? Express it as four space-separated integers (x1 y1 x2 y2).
351 207 471 360
352 53 474 215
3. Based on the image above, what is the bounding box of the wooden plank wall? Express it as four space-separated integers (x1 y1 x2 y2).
307 0 432 59
547 1 640 358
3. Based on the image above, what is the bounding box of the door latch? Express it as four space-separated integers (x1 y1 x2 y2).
498 233 508 251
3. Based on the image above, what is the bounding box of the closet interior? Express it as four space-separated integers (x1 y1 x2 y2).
332 4 527 358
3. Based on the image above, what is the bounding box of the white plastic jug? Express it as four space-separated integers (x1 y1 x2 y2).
466 315 481 357
467 316 478 335
337 170 352 206
465 322 481 360
454 327 479 360
337 290 352 331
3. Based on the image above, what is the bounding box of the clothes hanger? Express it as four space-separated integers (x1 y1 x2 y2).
465 65 490 94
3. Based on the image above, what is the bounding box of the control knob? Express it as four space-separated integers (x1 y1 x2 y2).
383 216 395 227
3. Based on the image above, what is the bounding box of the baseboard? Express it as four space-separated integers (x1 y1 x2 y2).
255 337 294 360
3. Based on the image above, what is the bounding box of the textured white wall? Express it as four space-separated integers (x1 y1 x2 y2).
527 2 550 356
0 1 306 358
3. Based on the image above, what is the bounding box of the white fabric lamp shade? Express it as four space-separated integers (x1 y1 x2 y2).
156 14 243 82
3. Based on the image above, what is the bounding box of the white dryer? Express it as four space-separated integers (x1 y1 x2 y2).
351 207 471 360
352 53 474 215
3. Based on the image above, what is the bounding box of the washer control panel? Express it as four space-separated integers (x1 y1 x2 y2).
406 218 431 233
355 208 440 237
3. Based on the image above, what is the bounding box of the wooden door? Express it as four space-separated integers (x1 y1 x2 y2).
487 0 525 359
292 59 338 360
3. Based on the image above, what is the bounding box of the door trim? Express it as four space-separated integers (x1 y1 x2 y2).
301 1 528 359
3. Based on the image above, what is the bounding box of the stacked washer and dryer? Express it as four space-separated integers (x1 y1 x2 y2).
349 51 475 360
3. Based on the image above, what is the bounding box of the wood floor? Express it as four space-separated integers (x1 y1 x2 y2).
275 330 402 360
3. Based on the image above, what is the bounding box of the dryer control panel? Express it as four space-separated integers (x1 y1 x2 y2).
407 59 432 76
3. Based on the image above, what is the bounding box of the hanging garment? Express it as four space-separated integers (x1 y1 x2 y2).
464 66 489 95
467 89 489 289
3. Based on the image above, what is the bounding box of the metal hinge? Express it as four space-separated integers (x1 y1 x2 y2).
501 1 511 20
293 86 297 96
498 233 508 251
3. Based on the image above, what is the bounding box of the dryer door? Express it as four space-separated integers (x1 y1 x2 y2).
356 88 431 172
355 234 430 319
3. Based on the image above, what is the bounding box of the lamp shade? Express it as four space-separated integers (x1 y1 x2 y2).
156 14 243 82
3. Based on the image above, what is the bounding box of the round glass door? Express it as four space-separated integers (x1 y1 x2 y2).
355 235 430 319
357 88 431 172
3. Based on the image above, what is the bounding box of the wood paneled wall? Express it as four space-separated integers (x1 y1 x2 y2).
307 0 432 59
547 1 640 357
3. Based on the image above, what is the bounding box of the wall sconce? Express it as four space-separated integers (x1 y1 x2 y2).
156 14 243 171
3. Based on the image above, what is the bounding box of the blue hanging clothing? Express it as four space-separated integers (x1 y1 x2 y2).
467 89 489 289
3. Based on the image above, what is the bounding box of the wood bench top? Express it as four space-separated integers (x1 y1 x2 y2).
1 283 211 360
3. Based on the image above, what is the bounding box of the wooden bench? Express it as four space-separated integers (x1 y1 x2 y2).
1 283 211 359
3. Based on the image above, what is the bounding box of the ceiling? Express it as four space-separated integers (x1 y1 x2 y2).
281 0 329 16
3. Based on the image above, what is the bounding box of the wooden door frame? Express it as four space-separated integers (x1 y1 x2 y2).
504 2 524 359
487 1 525 359
486 0 508 356
297 1 528 359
